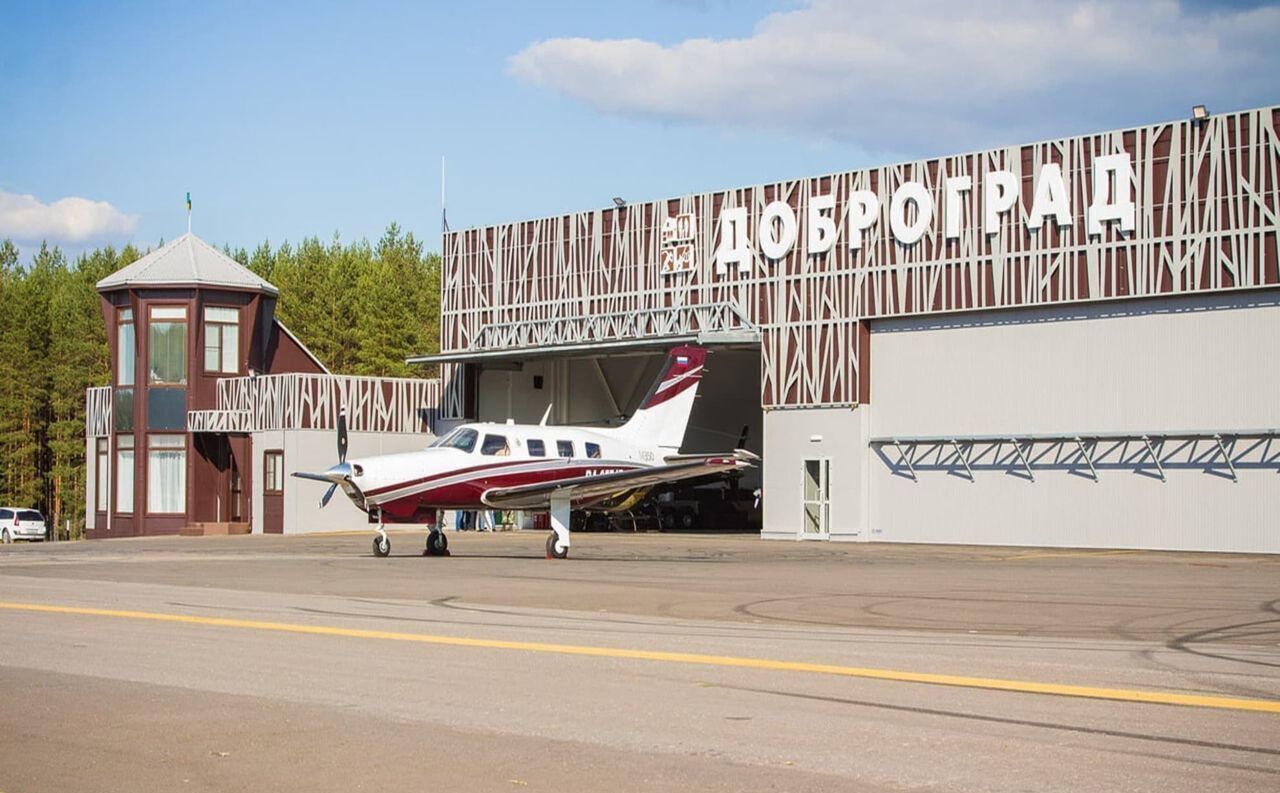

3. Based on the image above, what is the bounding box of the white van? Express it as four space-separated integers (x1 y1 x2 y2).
0 508 47 542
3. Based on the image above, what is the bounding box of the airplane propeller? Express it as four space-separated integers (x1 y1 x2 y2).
318 408 350 508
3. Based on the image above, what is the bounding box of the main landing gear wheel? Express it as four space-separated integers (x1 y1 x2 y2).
372 534 390 557
545 531 569 560
424 529 449 557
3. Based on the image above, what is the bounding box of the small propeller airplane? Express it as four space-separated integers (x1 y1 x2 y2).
293 346 757 559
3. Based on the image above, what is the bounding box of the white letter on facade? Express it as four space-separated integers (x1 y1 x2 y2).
1087 153 1135 236
714 206 752 275
983 170 1018 234
1028 163 1072 230
889 182 934 245
806 193 836 255
944 175 972 239
845 190 879 250
759 200 798 260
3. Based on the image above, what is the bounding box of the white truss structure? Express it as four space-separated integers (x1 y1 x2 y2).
871 431 1280 484
441 107 1280 414
203 373 442 434
186 409 253 434
86 376 441 438
86 386 111 438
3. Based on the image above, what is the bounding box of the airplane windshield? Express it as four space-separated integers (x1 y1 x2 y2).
430 427 478 453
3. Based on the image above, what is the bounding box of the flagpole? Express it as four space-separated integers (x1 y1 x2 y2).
440 156 446 235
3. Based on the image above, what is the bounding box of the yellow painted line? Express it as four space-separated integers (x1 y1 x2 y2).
2 600 1278 715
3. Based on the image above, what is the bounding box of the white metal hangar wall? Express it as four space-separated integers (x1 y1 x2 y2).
433 105 1280 553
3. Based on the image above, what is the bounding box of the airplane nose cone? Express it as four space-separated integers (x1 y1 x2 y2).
326 462 354 481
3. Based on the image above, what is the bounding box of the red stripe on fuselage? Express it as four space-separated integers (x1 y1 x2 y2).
374 461 645 518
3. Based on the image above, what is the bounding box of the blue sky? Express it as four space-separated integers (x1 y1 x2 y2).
2 0 1278 259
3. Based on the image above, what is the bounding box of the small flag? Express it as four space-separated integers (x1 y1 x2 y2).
186 192 192 212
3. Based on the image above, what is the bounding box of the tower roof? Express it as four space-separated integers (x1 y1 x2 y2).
96 233 278 295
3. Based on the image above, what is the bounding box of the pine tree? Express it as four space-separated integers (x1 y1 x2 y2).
46 248 115 536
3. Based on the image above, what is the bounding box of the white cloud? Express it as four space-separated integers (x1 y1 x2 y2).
0 189 139 244
509 0 1280 152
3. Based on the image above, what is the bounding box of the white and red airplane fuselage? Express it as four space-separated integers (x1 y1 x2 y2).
296 346 756 558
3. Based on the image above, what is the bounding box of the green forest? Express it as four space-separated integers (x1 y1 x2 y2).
0 224 440 538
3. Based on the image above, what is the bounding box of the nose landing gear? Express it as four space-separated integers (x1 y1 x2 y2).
372 509 391 557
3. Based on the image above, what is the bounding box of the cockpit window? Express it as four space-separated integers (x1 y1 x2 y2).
480 434 510 456
432 427 478 453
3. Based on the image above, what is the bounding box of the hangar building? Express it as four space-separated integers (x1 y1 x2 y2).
417 105 1280 554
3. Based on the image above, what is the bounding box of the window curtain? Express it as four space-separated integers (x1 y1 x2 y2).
116 449 134 512
147 436 186 513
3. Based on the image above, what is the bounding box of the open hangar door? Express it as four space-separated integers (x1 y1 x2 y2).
472 344 763 531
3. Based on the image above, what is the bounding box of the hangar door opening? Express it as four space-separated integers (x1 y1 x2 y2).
473 345 763 531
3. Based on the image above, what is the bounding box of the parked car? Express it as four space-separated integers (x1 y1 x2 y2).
0 508 47 543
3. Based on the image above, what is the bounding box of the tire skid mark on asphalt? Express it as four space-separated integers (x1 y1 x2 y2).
2 599 1279 715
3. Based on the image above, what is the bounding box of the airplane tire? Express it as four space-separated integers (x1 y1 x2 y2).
545 531 569 560
372 535 390 557
678 507 700 531
426 529 449 556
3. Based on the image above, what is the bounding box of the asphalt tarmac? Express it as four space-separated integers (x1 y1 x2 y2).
1 530 1277 792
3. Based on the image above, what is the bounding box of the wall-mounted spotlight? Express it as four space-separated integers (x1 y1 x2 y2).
1191 104 1209 124
612 197 626 208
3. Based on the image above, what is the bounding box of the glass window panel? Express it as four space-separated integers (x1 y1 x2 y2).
96 439 109 511
220 323 238 373
202 308 240 374
804 503 822 534
804 460 821 501
480 434 510 456
585 442 601 459
113 388 134 432
151 306 187 320
444 428 477 452
147 435 186 513
118 320 135 385
264 452 283 492
527 439 545 457
204 307 238 323
149 316 188 384
147 388 187 431
556 440 574 458
204 325 221 371
116 445 134 513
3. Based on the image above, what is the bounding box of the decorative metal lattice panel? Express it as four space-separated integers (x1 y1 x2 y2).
441 107 1280 412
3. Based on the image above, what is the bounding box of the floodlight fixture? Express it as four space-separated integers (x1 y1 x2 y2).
1191 104 1208 123
612 197 626 208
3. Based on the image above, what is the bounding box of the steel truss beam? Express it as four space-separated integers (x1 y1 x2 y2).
867 430 1280 482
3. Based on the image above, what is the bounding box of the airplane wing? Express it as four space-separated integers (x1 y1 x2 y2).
479 450 758 510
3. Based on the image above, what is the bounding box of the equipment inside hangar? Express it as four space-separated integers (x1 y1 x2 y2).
461 342 763 531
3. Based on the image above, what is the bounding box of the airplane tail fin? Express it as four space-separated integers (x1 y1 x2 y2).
613 346 707 453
